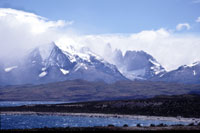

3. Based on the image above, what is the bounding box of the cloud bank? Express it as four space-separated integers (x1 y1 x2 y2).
56 29 200 71
0 8 72 63
0 8 200 71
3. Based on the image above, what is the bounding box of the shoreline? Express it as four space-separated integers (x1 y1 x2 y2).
1 111 200 124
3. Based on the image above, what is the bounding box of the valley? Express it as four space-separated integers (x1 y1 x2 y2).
0 80 200 101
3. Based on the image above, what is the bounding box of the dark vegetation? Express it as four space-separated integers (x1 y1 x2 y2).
1 94 200 118
0 80 200 101
1 125 200 131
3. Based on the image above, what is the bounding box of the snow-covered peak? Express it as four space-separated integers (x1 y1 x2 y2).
56 41 104 64
56 43 76 55
38 42 56 60
55 43 89 62
79 47 103 61
186 61 200 68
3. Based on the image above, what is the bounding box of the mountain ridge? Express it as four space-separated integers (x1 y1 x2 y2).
0 42 127 85
153 61 200 84
0 42 199 85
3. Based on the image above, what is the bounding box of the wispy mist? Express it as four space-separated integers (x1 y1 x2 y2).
56 31 200 71
1 8 200 71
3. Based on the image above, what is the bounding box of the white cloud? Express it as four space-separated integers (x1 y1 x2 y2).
56 29 200 71
176 23 191 31
196 17 200 23
0 8 73 62
1 8 200 72
0 8 73 34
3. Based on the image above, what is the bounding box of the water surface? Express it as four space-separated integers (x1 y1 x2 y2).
0 114 190 129
0 101 72 107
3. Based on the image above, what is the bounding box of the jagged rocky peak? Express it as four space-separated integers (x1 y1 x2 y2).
27 42 75 68
113 49 123 66
124 50 153 70
27 42 56 63
1 41 199 85
112 50 166 80
0 42 127 85
38 42 56 60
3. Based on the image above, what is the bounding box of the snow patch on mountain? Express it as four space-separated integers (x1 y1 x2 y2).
42 67 46 71
4 66 18 72
74 63 88 71
60 68 69 75
149 59 160 67
39 71 47 78
32 61 36 64
193 70 196 76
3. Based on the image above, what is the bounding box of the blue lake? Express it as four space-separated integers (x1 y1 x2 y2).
0 114 190 129
0 101 72 107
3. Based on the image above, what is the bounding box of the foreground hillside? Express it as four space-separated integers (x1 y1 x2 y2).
0 80 200 101
1 94 200 118
2 125 200 131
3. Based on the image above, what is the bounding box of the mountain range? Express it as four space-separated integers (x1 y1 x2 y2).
0 42 199 85
0 42 126 85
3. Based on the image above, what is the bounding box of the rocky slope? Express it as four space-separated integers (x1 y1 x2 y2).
0 42 126 85
153 61 200 84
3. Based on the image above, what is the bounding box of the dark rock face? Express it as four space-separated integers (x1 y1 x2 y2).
112 49 123 67
0 43 127 85
112 50 166 80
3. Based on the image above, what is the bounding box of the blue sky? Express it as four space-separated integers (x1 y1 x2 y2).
0 0 200 34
